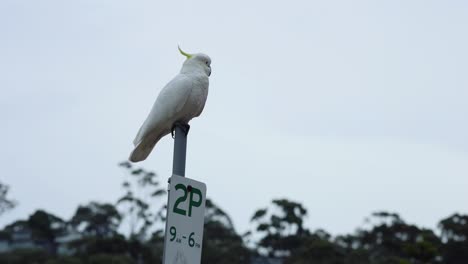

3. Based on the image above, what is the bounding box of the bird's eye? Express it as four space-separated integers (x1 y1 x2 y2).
206 61 209 66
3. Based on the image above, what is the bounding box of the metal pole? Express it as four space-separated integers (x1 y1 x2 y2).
163 123 189 263
172 124 190 177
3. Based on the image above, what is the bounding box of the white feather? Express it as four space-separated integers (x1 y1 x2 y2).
129 52 211 162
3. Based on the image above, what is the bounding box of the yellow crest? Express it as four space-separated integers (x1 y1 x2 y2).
178 45 192 59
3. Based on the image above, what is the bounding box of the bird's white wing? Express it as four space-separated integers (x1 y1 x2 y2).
133 74 193 146
147 74 193 128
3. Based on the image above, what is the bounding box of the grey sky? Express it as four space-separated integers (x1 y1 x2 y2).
1 0 467 236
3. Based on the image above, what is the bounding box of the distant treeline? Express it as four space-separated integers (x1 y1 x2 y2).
0 163 467 264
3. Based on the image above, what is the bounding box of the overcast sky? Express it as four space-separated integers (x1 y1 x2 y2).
1 0 467 236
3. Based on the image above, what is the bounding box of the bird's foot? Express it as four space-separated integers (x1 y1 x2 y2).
171 122 190 138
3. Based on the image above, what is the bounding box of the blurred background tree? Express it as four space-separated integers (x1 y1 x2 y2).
438 213 468 264
70 202 121 238
117 161 167 241
1 166 467 264
250 198 309 258
335 211 442 264
201 198 251 264
0 182 16 217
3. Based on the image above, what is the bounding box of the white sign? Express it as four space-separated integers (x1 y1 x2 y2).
163 175 207 264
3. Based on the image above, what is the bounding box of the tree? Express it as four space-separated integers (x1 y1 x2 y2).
250 198 309 258
344 211 442 264
117 161 166 240
147 230 165 262
3 210 66 254
45 256 83 264
249 199 364 264
285 229 348 264
0 249 50 264
28 210 67 253
87 254 134 264
70 202 121 238
0 182 16 217
439 213 468 264
201 199 251 264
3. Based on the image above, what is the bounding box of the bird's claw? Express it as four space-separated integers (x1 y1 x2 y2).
171 122 190 138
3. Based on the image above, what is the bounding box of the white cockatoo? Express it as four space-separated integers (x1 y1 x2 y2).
129 47 211 163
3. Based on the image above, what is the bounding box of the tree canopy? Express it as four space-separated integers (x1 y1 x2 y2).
1 166 467 264
0 182 16 217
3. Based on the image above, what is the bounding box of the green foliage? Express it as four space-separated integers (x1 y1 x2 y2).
28 210 66 243
201 199 251 264
67 236 158 263
44 256 83 264
3 210 66 255
1 165 467 264
87 254 134 264
439 213 468 242
438 213 468 264
330 211 444 264
4 219 29 233
69 235 128 256
147 230 165 262
0 249 50 264
251 208 268 221
285 231 346 264
0 182 16 217
117 161 166 240
250 198 309 257
70 202 121 238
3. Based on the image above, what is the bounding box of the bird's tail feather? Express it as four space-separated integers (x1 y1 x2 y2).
128 133 167 162
129 139 157 163
133 125 146 146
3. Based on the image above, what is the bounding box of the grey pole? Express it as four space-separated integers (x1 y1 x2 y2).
172 123 190 177
163 123 190 263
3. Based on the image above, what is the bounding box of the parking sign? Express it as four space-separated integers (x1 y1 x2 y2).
163 175 207 264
